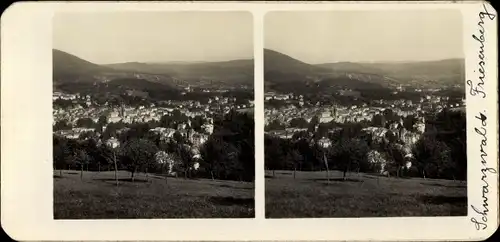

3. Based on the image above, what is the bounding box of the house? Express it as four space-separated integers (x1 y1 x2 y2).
317 137 331 148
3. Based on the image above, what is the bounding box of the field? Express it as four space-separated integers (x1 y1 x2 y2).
265 170 467 218
54 170 254 219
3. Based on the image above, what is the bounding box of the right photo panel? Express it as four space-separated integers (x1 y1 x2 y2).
264 10 467 218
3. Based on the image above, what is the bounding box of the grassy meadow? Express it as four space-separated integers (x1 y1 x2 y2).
265 170 467 218
54 170 254 219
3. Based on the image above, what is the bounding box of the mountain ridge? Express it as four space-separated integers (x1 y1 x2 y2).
53 49 254 89
105 58 254 85
264 49 465 91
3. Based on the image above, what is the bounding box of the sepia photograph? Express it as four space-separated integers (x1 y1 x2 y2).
264 10 467 218
1 1 498 241
52 11 255 219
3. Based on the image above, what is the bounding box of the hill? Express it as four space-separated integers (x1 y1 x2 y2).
316 59 465 88
54 170 254 219
264 49 328 78
53 49 113 83
53 49 179 96
264 49 465 93
105 58 254 87
265 170 466 218
264 49 386 93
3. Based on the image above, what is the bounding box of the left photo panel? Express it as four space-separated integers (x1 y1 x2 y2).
52 11 255 219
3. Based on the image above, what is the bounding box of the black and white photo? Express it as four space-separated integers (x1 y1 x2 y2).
264 10 467 218
52 11 255 219
1 2 498 241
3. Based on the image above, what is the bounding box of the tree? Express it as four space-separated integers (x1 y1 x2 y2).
173 144 196 179
311 143 326 170
307 115 320 133
412 135 453 179
403 115 417 131
200 136 223 180
265 119 285 131
53 136 72 176
173 131 186 144
172 109 182 119
200 136 241 180
295 137 316 171
385 143 407 177
160 114 174 128
385 130 399 144
316 123 330 138
57 139 80 171
79 131 97 141
75 149 90 180
104 137 121 185
208 110 254 181
97 115 108 133
102 123 118 141
191 115 205 132
123 123 151 140
218 144 242 180
371 114 386 127
433 109 467 180
329 138 370 180
94 144 111 172
286 149 303 179
225 111 255 182
341 123 364 139
155 150 171 183
172 109 188 123
76 118 95 128
264 135 286 177
120 138 158 181
291 131 309 141
53 99 74 109
54 119 72 131
289 117 309 128
162 139 178 154
383 109 396 122
144 131 161 147
79 137 99 171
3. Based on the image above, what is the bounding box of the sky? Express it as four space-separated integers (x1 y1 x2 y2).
53 12 253 64
265 10 464 64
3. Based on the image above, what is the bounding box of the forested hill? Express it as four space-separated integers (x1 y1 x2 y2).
264 49 465 93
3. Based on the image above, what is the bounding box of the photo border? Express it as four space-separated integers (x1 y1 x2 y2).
1 1 498 241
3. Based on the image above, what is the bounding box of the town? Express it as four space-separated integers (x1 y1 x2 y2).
264 86 468 218
52 87 256 219
53 90 254 146
265 88 465 144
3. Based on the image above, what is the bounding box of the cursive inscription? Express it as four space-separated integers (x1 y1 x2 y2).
466 3 496 99
468 4 497 231
470 111 497 230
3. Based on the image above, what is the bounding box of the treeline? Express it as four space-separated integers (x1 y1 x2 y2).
265 109 466 180
266 83 428 107
54 81 254 107
265 108 420 133
53 110 255 182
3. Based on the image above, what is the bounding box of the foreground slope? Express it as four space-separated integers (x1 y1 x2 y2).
54 170 255 219
265 170 466 218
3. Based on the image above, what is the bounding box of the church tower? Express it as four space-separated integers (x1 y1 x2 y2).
331 106 337 117
120 104 125 118
187 127 194 144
